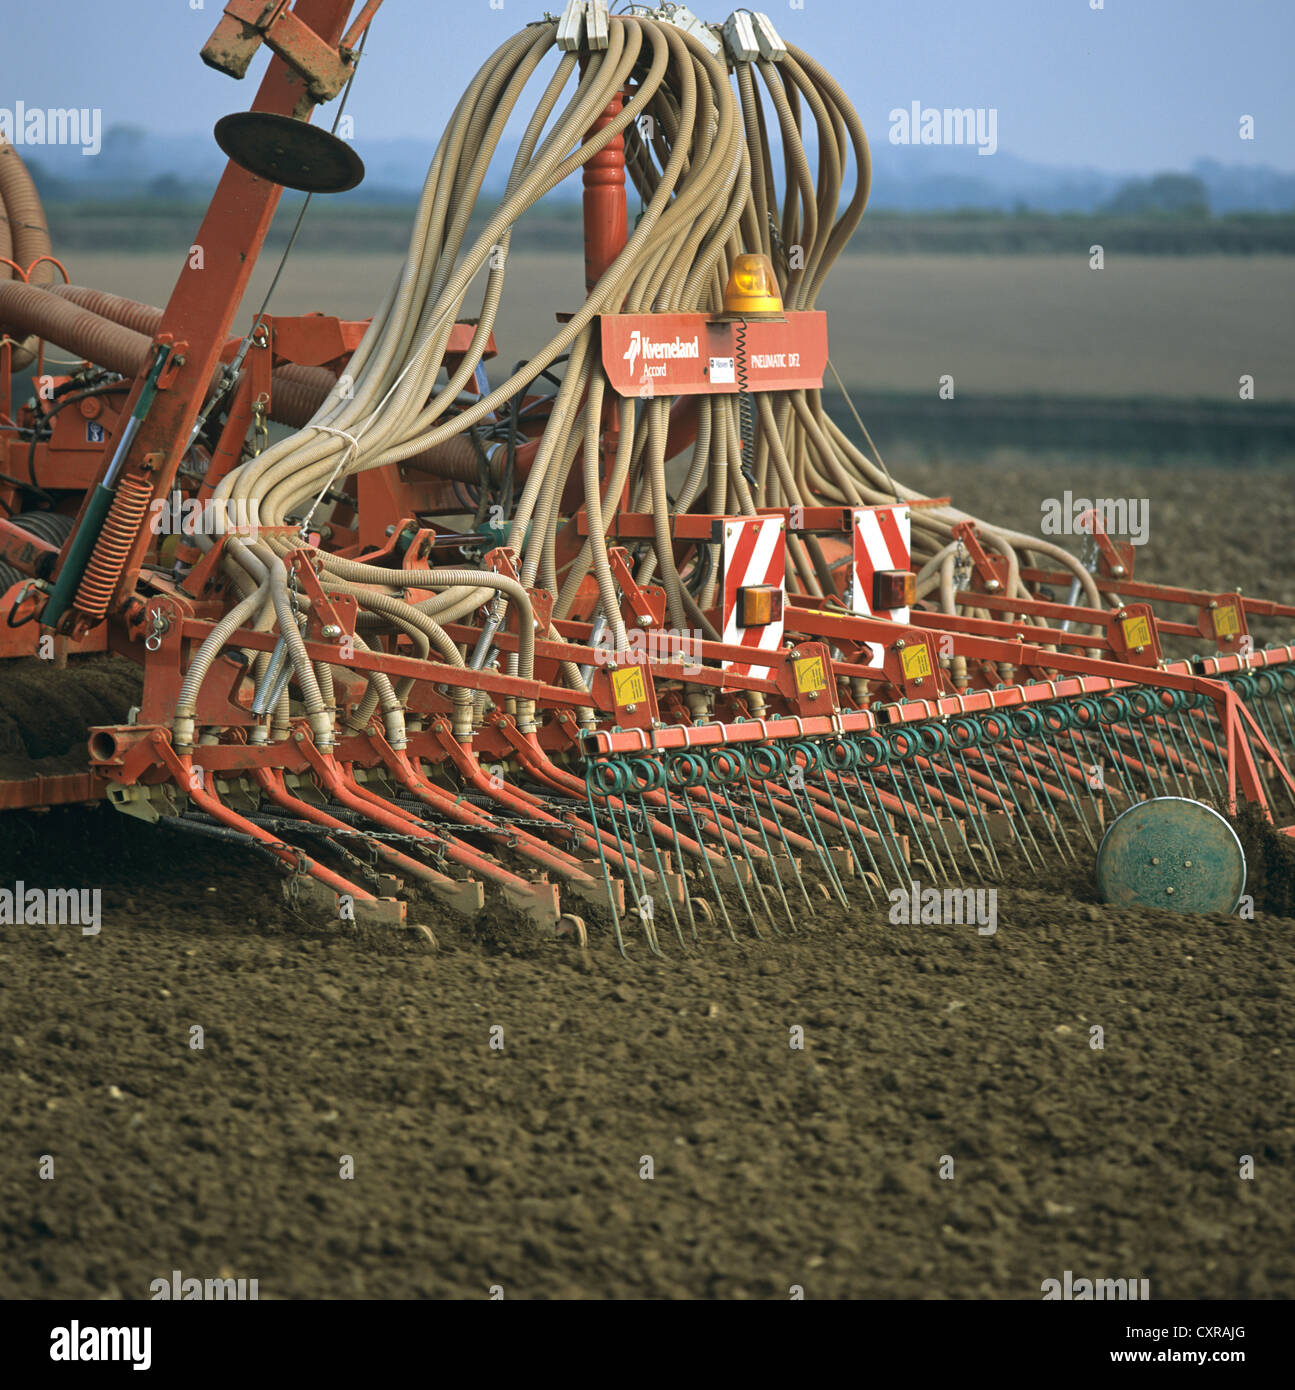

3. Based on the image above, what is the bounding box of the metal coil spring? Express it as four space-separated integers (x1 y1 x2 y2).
73 473 155 619
735 317 754 483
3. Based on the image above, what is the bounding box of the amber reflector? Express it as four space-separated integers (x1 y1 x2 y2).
873 570 916 610
738 584 784 628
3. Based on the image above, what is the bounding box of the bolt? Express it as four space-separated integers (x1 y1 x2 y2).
914 678 924 686
1166 886 1175 895
895 639 906 650
1114 565 1126 577
1135 645 1145 654
385 524 397 537
637 614 652 628
1208 600 1218 610
1184 860 1192 868
807 691 818 701
1151 857 1160 865
986 579 1001 591
321 624 342 640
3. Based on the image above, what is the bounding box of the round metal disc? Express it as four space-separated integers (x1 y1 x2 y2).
1095 797 1246 913
214 112 365 193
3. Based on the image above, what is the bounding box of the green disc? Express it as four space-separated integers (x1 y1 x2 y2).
1095 797 1246 914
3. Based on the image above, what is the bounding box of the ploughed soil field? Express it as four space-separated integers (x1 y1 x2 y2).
1 455 1293 1300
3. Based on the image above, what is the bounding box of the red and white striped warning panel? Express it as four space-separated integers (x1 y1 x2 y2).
849 504 911 665
721 516 786 679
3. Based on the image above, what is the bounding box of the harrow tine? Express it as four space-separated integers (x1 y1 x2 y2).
736 764 799 931
622 799 665 956
656 780 701 942
629 772 687 950
965 733 1041 869
746 750 817 915
590 761 660 956
698 779 762 936
786 743 850 906
1154 706 1206 801
858 734 948 879
1093 706 1153 803
943 740 1005 877
921 761 989 880
671 756 740 941
708 754 780 934
885 769 947 878
874 728 959 880
585 763 631 956
897 724 990 880
1142 714 1191 798
1183 703 1228 802
498 725 725 889
1002 732 1071 863
899 761 956 878
815 745 884 901
1010 710 1090 853
1261 671 1295 755
1066 703 1124 816
1233 673 1295 812
850 765 913 887
1120 704 1175 799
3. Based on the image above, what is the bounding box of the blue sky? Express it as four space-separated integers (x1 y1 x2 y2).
3 0 1293 172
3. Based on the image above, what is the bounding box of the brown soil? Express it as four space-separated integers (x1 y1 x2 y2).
0 655 141 777
1 457 1293 1300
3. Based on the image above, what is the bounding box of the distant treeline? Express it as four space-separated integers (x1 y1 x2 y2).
42 197 1295 256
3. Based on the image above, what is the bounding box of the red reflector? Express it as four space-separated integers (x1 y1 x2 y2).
873 570 915 610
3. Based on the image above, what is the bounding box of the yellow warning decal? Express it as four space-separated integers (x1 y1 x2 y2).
900 643 933 681
1212 604 1240 638
793 655 827 693
611 665 647 707
1121 615 1151 649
